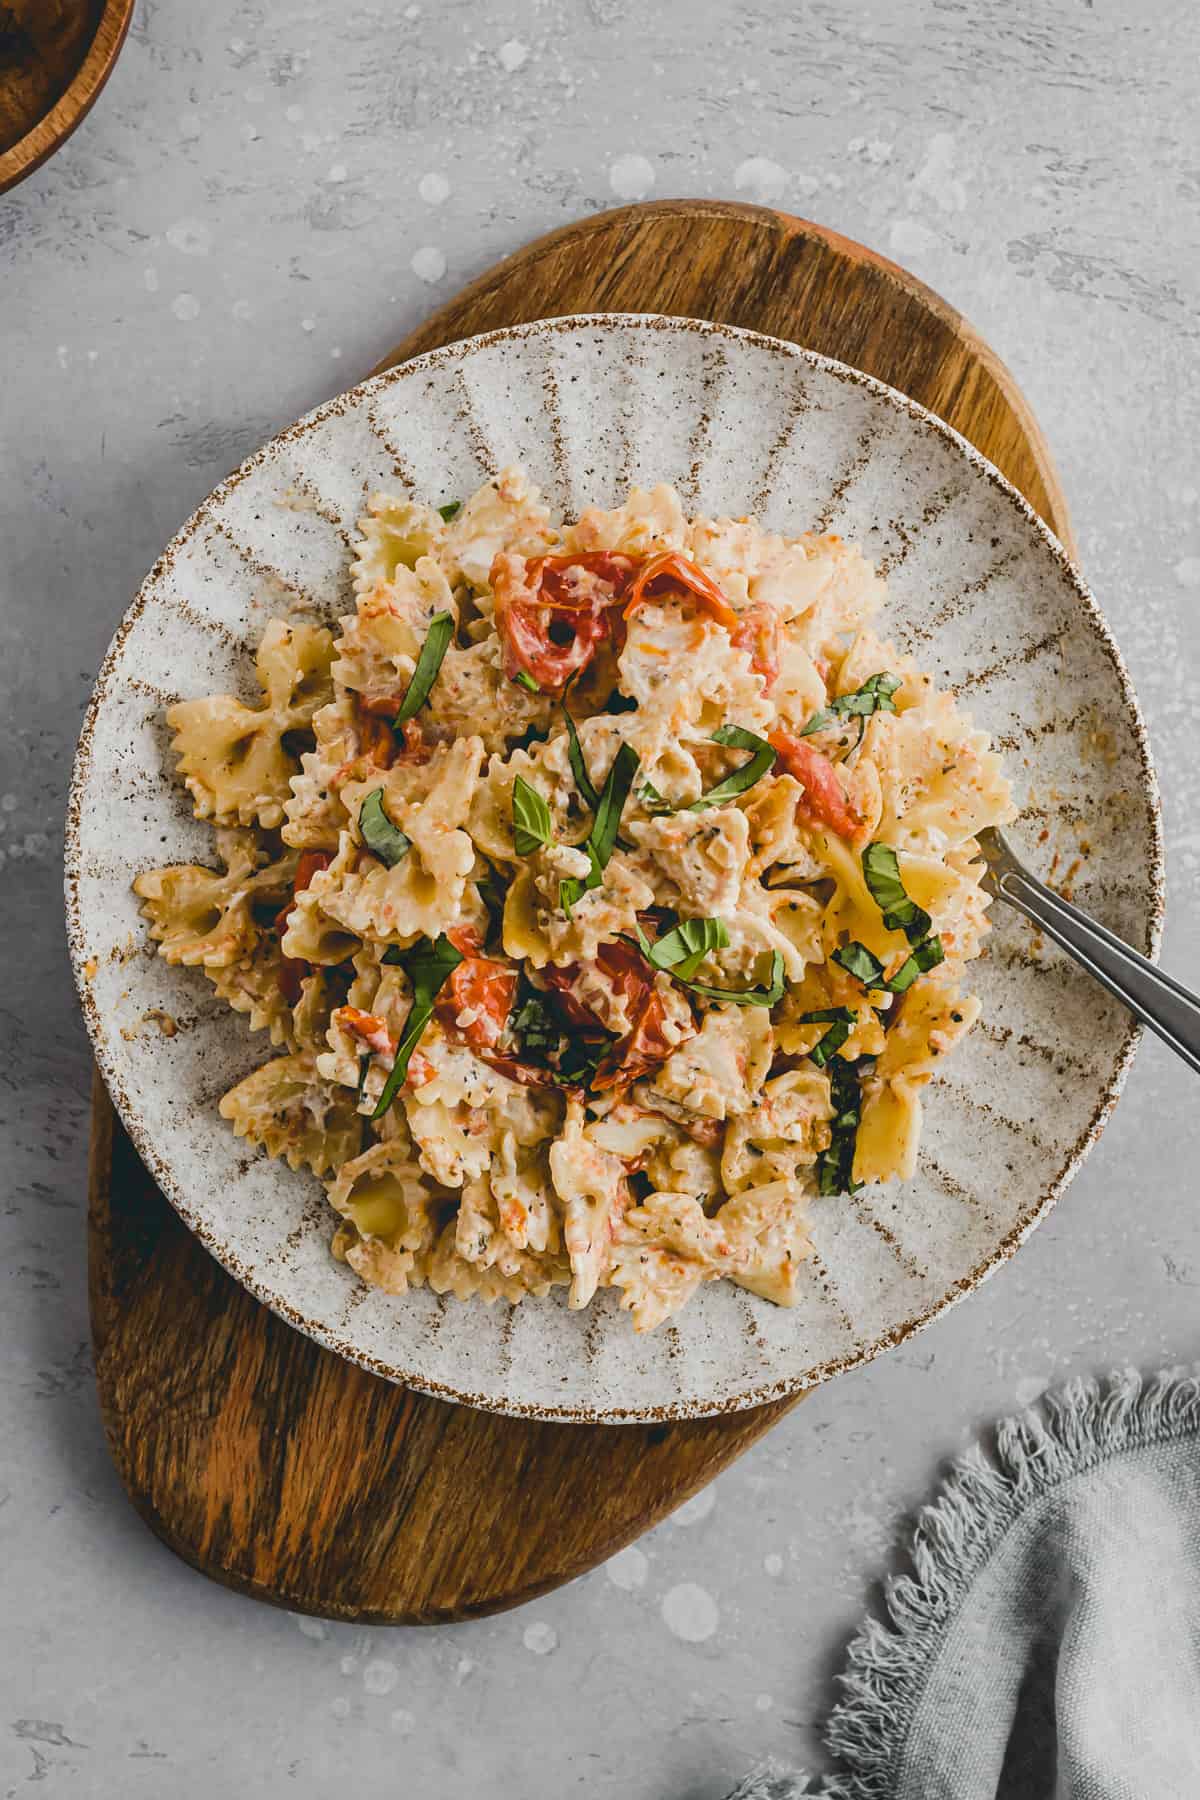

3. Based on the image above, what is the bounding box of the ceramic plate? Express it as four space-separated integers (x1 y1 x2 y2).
65 315 1162 1422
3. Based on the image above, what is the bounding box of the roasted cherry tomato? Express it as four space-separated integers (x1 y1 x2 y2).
769 727 860 841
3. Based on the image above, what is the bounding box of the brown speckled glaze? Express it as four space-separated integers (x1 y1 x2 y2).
64 315 1163 1423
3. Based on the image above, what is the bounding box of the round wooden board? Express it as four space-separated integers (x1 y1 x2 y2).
0 0 134 196
88 199 1074 1624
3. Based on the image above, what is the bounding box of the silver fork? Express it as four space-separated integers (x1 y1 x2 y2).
977 828 1200 1075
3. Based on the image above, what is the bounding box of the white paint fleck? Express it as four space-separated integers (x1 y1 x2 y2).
390 1707 416 1735
362 1658 398 1696
241 122 260 144
171 294 201 322
292 1613 326 1640
404 3 421 16
755 1693 774 1713
301 317 316 332
419 171 451 206
609 153 655 200
232 299 253 321
166 218 212 257
605 1545 649 1591
339 1654 358 1677
327 163 348 184
912 132 967 212
87 349 99 364
330 1695 350 1721
670 1485 715 1527
763 1552 784 1577
56 345 69 369
662 1583 719 1643
330 346 343 360
498 38 528 72
1174 557 1200 589
733 156 789 204
143 268 159 293
285 104 304 123
522 1620 558 1655
411 245 447 283
454 1655 474 1683
1 794 18 813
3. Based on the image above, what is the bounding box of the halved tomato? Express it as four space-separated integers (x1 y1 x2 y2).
768 727 860 841
624 550 740 632
492 550 635 694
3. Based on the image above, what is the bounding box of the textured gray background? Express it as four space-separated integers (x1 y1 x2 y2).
3 0 1199 1793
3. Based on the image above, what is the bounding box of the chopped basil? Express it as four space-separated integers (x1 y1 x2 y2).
512 776 555 856
437 500 462 522
394 610 455 724
638 779 673 814
799 1005 858 1068
884 934 945 994
370 932 464 1120
560 743 640 913
508 985 611 1091
685 724 777 810
800 671 901 739
862 842 932 944
563 699 599 810
817 1056 872 1195
512 669 540 695
683 948 786 1010
832 941 885 987
638 915 731 982
358 788 411 868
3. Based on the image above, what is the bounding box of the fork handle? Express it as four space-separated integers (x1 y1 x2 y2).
993 864 1200 1075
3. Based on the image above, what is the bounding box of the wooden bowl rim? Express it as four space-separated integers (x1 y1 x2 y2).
0 0 136 195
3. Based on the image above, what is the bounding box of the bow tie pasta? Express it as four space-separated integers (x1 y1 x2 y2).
133 467 1013 1332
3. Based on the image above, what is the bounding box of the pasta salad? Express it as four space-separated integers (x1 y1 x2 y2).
133 467 1014 1331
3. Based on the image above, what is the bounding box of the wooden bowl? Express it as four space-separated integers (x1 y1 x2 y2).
0 0 134 195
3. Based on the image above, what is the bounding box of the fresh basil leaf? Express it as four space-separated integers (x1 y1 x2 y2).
809 1019 853 1067
831 941 886 987
394 610 454 724
590 742 639 865
512 775 555 856
358 788 411 868
816 1055 871 1194
370 933 464 1119
799 671 900 739
686 724 777 810
862 842 931 944
509 990 560 1057
884 934 945 994
437 500 462 522
512 669 540 694
563 700 599 810
641 916 730 981
684 949 786 1010
638 779 673 814
799 1006 858 1025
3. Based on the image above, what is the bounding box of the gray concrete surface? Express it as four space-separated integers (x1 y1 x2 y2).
3 1 1199 1793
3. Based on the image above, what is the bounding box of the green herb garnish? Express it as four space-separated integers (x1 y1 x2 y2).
563 699 599 810
512 776 555 856
371 933 465 1120
800 671 901 740
831 941 885 987
862 842 931 944
638 779 673 814
358 788 411 868
686 724 777 809
680 948 786 1010
560 743 640 914
799 1005 858 1068
883 934 945 994
512 669 540 695
817 1056 872 1195
437 500 462 522
394 610 454 724
635 916 731 982
355 1053 372 1105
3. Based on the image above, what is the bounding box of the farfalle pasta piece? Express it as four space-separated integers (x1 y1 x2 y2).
351 492 447 599
721 1067 831 1192
548 1099 631 1309
324 1133 445 1259
855 976 982 1184
133 830 295 969
608 1192 741 1331
425 1218 562 1304
439 464 557 589
218 1052 362 1175
563 484 687 558
645 1005 773 1122
334 555 456 703
167 619 334 828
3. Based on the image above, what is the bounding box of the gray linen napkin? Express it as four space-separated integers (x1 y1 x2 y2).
728 1369 1200 1800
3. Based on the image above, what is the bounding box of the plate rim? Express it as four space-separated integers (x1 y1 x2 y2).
64 311 1165 1422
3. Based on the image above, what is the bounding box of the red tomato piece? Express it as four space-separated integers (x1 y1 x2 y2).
731 601 782 690
492 550 635 694
769 727 860 841
336 1006 394 1057
591 989 677 1091
624 550 741 632
274 851 332 1002
435 954 518 1055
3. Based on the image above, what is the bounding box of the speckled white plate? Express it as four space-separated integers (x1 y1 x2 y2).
65 315 1162 1422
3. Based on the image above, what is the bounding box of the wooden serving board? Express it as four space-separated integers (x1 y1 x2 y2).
88 199 1074 1623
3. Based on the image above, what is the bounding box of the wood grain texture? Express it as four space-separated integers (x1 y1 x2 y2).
89 198 1073 1623
0 0 131 194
